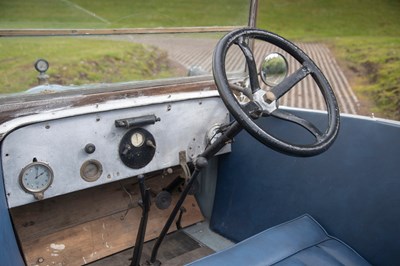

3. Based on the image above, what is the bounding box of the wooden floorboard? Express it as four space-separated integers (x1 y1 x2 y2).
89 230 214 266
11 168 204 265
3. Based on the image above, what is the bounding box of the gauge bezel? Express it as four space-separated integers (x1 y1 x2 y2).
19 162 54 193
34 59 49 73
80 159 103 182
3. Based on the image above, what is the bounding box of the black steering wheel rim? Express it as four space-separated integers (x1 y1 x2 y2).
213 28 340 156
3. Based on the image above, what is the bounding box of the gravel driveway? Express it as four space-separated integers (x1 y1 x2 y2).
119 35 359 115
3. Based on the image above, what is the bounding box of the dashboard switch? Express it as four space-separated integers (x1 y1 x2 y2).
146 139 157 149
84 143 96 154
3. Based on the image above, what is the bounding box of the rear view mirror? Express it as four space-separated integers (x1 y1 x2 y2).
260 53 288 87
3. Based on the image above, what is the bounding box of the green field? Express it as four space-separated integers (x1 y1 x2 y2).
0 0 399 119
257 0 400 119
258 0 399 39
0 38 177 94
0 0 248 28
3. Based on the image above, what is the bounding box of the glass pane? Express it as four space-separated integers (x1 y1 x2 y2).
0 1 250 96
0 32 247 95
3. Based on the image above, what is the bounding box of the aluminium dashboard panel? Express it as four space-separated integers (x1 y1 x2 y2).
1 95 230 208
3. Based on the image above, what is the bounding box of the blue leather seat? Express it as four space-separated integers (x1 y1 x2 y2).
187 214 370 266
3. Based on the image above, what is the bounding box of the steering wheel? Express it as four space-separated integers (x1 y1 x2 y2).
213 28 340 156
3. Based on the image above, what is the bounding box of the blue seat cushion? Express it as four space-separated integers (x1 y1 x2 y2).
187 214 370 266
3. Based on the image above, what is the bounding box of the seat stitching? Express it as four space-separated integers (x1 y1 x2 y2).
270 238 333 266
315 241 346 266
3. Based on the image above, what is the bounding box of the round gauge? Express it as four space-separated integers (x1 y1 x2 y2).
131 132 145 147
34 59 49 73
119 128 156 169
19 162 53 194
80 160 103 182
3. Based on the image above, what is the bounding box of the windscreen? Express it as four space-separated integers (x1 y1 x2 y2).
0 0 250 95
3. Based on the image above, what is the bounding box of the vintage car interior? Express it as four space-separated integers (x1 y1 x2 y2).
0 0 399 265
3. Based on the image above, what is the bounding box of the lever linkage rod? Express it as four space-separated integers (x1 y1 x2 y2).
149 121 242 264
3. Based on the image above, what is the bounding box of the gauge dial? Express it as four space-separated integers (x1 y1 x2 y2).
131 132 145 147
34 59 49 73
80 160 103 182
19 162 53 194
119 128 156 169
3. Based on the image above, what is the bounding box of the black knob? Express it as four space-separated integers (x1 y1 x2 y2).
84 143 96 154
155 191 172 210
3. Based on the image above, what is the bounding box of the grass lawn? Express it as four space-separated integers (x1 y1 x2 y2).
0 0 248 28
0 38 176 94
331 37 400 119
0 0 399 119
258 0 400 120
258 0 399 39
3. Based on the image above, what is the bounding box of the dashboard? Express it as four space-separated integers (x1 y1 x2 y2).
1 91 230 208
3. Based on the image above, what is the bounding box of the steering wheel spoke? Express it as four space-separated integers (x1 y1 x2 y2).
235 38 261 94
242 101 263 118
270 109 323 140
270 65 310 100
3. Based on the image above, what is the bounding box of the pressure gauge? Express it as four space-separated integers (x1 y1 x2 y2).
34 59 49 73
19 162 53 200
